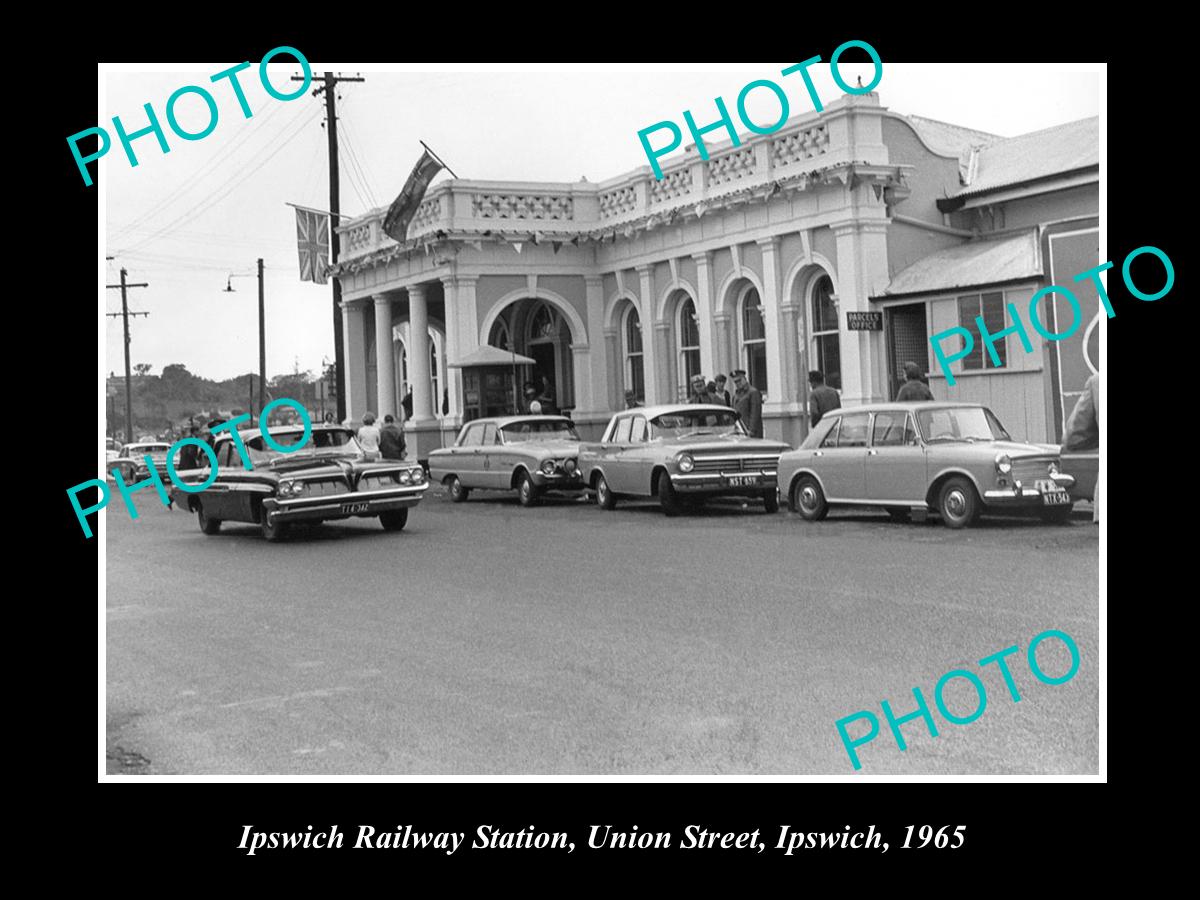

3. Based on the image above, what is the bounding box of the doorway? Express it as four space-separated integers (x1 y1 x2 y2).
885 303 929 400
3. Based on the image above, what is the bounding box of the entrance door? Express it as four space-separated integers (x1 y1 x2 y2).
529 343 556 408
886 303 929 400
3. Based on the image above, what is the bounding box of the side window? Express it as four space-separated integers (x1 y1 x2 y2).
613 417 633 443
460 424 482 447
904 415 919 445
872 412 908 447
218 442 235 468
819 418 841 448
630 416 648 443
837 414 869 448
481 423 498 445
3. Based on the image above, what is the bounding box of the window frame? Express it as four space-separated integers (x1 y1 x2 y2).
622 304 645 404
870 411 918 448
737 284 768 397
677 295 701 400
809 274 841 391
957 291 1009 372
835 412 870 448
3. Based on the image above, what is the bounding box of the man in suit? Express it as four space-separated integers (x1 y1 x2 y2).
731 369 763 437
808 370 841 427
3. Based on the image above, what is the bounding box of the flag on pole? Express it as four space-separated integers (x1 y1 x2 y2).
383 149 444 243
295 207 329 284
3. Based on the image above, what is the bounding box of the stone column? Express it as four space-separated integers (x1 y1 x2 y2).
604 326 621 409
440 275 470 423
372 293 396 419
692 251 716 380
408 283 433 422
340 298 369 422
579 274 606 415
636 265 659 405
713 312 732 378
757 237 787 409
832 220 891 405
654 321 673 402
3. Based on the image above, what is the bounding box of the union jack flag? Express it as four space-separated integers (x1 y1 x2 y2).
295 207 329 284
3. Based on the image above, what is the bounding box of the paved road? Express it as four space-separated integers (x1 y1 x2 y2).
105 487 1099 775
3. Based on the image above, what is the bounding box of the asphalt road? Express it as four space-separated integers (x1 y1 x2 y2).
105 486 1100 775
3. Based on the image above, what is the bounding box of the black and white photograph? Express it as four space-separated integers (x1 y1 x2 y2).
91 56 1105 779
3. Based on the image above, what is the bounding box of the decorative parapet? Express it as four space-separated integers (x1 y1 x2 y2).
335 95 900 267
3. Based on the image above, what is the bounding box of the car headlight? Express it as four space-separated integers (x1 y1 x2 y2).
411 467 426 484
398 470 413 485
563 458 577 474
278 481 295 497
677 453 695 473
995 453 1012 475
541 459 557 476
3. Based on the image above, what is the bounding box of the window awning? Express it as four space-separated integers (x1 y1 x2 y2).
449 345 536 368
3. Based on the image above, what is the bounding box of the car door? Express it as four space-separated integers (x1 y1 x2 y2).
603 415 637 493
477 422 506 488
820 412 869 500
455 423 485 487
865 411 927 502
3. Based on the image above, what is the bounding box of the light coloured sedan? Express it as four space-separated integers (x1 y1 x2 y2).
428 415 585 506
109 442 173 482
777 401 1076 528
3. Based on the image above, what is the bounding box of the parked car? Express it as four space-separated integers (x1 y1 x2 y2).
578 404 790 516
106 438 123 466
168 424 428 541
428 415 585 506
109 442 173 482
777 401 1076 528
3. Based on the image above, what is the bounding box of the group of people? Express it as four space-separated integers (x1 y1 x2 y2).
346 412 407 461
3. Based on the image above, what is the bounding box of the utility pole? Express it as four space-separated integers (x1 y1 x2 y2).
294 71 364 422
106 267 149 444
258 257 266 417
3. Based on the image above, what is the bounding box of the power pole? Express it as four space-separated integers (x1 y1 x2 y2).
258 257 266 417
293 71 364 423
106 267 149 444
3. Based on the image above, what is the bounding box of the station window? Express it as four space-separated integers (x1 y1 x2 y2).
957 292 1007 370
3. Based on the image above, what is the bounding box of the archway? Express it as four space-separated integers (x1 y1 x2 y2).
486 297 576 411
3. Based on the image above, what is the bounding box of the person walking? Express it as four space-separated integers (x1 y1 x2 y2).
714 374 731 406
808 370 841 428
357 412 382 460
895 362 935 401
731 369 763 437
178 425 202 470
379 413 406 460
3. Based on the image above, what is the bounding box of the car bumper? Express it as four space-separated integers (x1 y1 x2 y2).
531 471 586 490
983 473 1075 505
262 484 428 522
670 471 777 494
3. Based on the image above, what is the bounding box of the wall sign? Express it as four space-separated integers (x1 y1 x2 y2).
847 311 883 331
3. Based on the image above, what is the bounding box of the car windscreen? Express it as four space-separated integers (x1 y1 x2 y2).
500 421 580 442
244 429 360 462
129 444 170 454
650 410 746 438
916 407 1011 443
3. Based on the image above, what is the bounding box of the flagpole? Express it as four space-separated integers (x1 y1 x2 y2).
418 141 460 179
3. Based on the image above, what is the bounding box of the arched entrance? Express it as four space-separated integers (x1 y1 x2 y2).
487 298 575 410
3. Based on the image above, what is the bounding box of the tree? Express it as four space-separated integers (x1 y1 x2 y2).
134 363 152 377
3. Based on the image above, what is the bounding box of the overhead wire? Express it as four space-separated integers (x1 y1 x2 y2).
336 129 371 212
340 117 382 206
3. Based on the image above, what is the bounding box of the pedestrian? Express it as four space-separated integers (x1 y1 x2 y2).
731 369 763 437
401 389 414 421
688 374 710 404
624 390 642 409
808 370 841 428
895 361 935 402
1062 371 1101 524
357 412 382 460
379 413 406 460
714 374 731 406
178 425 202 470
705 381 722 404
323 411 336 425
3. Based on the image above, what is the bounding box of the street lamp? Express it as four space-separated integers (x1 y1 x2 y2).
223 258 266 419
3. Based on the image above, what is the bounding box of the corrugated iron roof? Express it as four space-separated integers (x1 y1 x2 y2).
878 230 1041 297
954 116 1098 198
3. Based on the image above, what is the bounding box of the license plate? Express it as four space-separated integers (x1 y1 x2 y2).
1041 492 1071 506
724 475 761 488
1034 479 1061 493
341 502 370 514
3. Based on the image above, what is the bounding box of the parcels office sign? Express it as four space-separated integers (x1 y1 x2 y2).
847 312 883 331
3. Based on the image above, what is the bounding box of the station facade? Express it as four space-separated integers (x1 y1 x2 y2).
332 93 1099 460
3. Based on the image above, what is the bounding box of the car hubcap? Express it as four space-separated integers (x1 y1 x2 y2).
521 480 530 499
801 485 817 510
598 481 607 500
946 490 966 517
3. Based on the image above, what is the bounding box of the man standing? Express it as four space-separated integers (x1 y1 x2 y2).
688 374 710 404
731 369 763 437
623 390 642 409
714 374 731 406
357 412 382 460
178 425 202 470
895 362 935 402
1062 371 1101 523
808 370 841 427
401 389 414 421
379 413 406 460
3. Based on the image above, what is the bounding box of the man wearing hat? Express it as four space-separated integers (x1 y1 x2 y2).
688 373 712 405
731 370 763 437
808 370 841 427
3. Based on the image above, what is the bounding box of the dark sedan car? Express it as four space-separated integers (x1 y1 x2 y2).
168 424 428 541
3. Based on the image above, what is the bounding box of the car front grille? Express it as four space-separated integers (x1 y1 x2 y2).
1012 458 1055 483
359 473 401 491
302 479 350 497
690 454 780 474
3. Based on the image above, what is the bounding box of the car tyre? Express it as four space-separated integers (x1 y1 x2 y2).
792 475 829 521
196 502 221 535
885 506 911 523
1038 503 1074 525
763 488 780 514
658 475 681 517
447 476 469 503
938 476 980 529
261 512 290 542
595 473 617 510
380 509 409 531
516 470 542 507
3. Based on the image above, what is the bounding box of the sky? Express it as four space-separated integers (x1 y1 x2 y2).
102 62 1101 382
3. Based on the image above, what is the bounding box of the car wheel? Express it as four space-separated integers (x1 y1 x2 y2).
380 509 409 531
196 502 221 535
447 476 469 503
763 488 780 514
885 506 911 523
791 476 828 521
595 473 617 510
658 475 681 517
939 476 980 529
516 470 541 507
1038 503 1074 525
261 511 290 542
